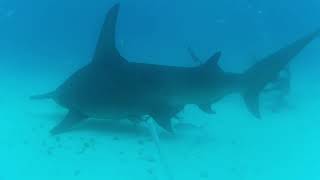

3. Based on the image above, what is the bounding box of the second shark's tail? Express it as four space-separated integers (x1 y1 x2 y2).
241 29 320 118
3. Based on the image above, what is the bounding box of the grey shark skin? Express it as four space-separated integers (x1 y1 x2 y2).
31 4 184 134
31 3 319 135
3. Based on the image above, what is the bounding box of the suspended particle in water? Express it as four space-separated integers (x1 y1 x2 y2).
231 139 238 145
83 142 90 148
55 136 61 143
215 18 226 24
142 155 156 163
137 139 145 145
23 139 29 145
138 148 144 156
200 170 209 178
47 147 54 156
41 140 47 147
146 168 153 175
74 170 81 176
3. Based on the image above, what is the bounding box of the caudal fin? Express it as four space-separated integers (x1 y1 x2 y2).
241 29 319 118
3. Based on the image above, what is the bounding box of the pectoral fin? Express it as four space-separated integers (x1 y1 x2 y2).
150 105 182 133
152 115 173 133
198 104 215 114
242 89 261 119
50 110 87 135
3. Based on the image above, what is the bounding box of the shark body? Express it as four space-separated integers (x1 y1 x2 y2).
31 4 319 135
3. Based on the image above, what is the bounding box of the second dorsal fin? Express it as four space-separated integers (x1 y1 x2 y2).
201 51 223 73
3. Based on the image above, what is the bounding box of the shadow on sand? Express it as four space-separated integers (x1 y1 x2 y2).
30 111 176 140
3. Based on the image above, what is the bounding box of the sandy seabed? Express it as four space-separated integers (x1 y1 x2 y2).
0 63 319 180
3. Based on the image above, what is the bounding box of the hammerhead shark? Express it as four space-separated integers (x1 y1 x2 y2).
31 3 319 135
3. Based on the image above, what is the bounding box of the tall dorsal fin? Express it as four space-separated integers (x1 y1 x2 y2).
92 4 126 64
202 51 223 72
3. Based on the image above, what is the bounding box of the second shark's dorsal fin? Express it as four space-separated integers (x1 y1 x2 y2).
187 47 202 64
92 3 126 65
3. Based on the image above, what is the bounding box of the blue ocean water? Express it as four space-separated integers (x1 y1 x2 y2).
0 0 320 179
